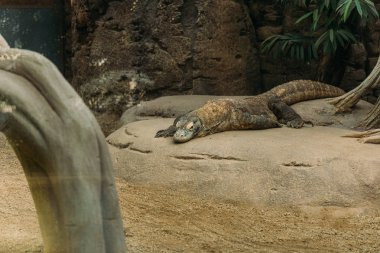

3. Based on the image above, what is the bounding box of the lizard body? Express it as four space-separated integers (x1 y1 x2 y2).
155 80 344 143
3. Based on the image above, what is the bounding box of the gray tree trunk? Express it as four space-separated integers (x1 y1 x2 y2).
0 48 126 252
329 56 380 129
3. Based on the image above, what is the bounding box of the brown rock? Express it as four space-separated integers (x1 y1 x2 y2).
368 57 379 72
366 42 380 57
72 0 262 114
340 67 367 91
109 98 380 208
189 1 261 95
347 43 367 68
262 74 287 90
261 57 318 90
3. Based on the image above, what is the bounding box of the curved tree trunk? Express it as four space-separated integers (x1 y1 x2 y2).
359 95 380 129
0 48 126 252
329 55 380 129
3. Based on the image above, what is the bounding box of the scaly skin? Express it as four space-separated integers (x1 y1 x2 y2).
155 80 345 143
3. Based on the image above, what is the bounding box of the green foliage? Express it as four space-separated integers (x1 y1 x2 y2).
261 0 379 62
337 0 378 23
261 34 317 61
314 28 357 54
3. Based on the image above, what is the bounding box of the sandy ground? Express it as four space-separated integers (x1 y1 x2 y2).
1 135 380 252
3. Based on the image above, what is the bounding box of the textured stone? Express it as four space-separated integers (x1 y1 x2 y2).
262 74 287 90
366 41 380 57
368 57 379 72
72 0 261 105
340 67 367 91
261 57 317 89
347 43 367 68
109 99 380 208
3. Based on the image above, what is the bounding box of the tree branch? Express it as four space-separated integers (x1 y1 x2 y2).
0 48 126 252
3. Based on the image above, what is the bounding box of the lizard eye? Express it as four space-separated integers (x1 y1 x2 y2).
186 122 194 130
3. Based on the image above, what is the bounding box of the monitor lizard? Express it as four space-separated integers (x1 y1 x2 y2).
155 80 344 143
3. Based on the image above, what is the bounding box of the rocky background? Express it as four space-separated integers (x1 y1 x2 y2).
67 0 380 133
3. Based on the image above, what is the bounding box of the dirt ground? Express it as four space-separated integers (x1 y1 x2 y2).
1 135 380 252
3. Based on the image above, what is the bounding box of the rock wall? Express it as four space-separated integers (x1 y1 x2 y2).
71 0 262 115
69 0 380 115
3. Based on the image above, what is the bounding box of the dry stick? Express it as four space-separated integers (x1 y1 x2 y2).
0 48 126 253
342 128 380 144
362 136 380 144
342 129 380 138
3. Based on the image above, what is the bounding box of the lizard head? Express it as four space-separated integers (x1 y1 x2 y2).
173 116 202 143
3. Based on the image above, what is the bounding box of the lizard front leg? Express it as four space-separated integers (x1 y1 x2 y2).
155 125 177 137
267 97 311 128
155 114 187 138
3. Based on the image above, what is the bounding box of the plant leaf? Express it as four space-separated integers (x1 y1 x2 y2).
354 0 363 17
296 11 313 24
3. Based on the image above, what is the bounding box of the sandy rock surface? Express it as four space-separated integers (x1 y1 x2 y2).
110 102 380 208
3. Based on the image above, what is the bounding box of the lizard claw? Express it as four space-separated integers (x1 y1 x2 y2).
155 125 177 138
155 130 167 138
286 119 304 128
285 119 314 128
303 120 314 127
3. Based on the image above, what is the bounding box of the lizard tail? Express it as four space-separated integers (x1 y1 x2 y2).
267 80 345 105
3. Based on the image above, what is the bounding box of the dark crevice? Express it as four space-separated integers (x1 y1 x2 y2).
282 161 313 167
106 140 133 149
193 75 216 81
106 139 151 153
129 147 152 154
210 57 222 62
179 0 198 90
241 0 264 93
124 128 138 138
171 155 204 160
191 153 247 162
